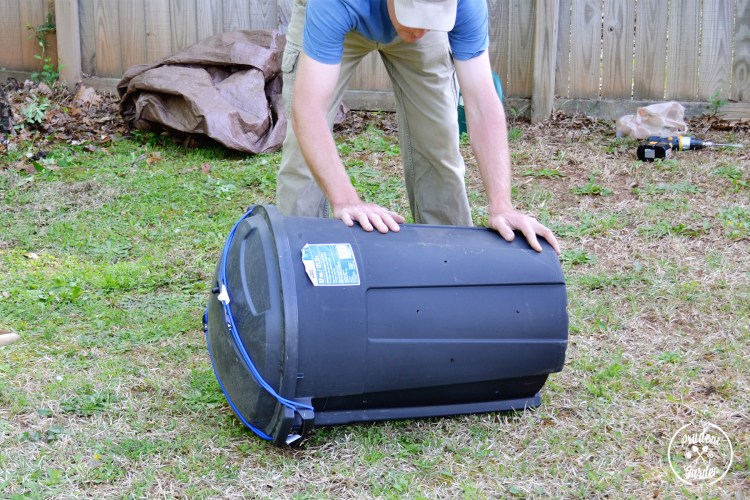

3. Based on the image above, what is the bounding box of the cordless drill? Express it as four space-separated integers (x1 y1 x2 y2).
637 135 743 162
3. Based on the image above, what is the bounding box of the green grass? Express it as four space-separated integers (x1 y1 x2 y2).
571 175 613 196
1 119 749 498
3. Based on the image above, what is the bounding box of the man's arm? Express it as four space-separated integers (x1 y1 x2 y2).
454 52 560 254
291 53 405 233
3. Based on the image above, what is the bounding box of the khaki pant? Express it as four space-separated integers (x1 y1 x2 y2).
276 0 472 226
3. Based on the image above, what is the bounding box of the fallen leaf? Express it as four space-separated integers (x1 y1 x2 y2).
73 85 103 108
25 252 39 260
146 152 162 165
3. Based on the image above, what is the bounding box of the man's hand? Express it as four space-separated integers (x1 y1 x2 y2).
333 202 406 233
489 210 561 255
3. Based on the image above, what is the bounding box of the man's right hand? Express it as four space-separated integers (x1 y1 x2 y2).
333 202 405 233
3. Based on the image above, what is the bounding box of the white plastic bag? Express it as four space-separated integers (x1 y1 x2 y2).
616 102 688 139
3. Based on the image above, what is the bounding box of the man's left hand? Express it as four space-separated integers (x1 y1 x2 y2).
489 210 561 255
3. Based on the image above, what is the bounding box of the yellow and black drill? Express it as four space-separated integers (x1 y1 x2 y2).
637 135 743 162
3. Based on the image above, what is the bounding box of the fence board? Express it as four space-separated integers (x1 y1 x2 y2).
20 0 49 73
248 0 276 30
734 0 750 101
197 0 223 40
170 0 198 53
699 0 733 99
633 0 667 99
4 0 750 120
223 0 251 32
666 0 700 100
78 0 94 74
119 1 146 71
554 0 571 97
351 53 391 92
569 0 601 98
55 0 82 84
277 0 292 33
487 0 510 92
601 0 635 99
0 1 24 70
93 0 122 77
532 0 559 123
145 0 172 63
507 0 535 97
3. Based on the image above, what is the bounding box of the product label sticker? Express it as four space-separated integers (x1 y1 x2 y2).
301 243 360 286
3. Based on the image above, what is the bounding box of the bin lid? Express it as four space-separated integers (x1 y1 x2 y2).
214 205 309 445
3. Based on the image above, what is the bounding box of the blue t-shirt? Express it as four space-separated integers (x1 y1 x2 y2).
303 0 489 64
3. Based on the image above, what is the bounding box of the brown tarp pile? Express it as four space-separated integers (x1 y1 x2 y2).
118 30 287 154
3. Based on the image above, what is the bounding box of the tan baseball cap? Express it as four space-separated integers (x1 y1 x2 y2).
393 0 458 32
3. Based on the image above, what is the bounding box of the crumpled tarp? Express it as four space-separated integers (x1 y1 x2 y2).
118 30 287 154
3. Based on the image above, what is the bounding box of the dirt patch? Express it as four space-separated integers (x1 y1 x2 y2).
17 179 123 215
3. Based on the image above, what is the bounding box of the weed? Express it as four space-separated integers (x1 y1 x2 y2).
181 368 226 411
20 426 65 443
20 95 53 125
713 163 748 191
638 220 709 238
338 124 399 156
561 249 596 266
632 181 700 196
508 127 523 142
656 352 682 364
571 175 613 196
708 90 728 116
26 11 61 85
718 206 750 239
348 164 407 213
60 388 117 416
605 137 634 154
522 167 564 178
554 211 624 238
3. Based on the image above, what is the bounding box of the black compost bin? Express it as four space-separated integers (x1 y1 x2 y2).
204 205 568 446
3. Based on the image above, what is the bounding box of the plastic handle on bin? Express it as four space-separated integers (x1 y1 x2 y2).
217 284 230 305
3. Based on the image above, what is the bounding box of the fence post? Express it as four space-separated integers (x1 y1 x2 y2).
531 0 559 123
54 0 82 89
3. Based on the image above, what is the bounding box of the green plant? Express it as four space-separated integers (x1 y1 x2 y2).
571 175 613 196
561 249 596 266
508 126 523 142
632 181 701 196
26 10 60 85
713 164 748 191
21 94 53 125
708 90 728 116
718 206 750 239
522 167 564 178
637 220 708 238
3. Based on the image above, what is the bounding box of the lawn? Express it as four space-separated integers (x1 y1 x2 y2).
1 84 748 498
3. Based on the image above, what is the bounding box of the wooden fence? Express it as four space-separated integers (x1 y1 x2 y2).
1 0 749 121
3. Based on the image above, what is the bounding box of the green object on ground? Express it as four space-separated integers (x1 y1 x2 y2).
458 72 504 135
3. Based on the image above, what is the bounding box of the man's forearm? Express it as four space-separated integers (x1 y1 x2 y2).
293 109 359 208
467 99 514 215
291 54 360 210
